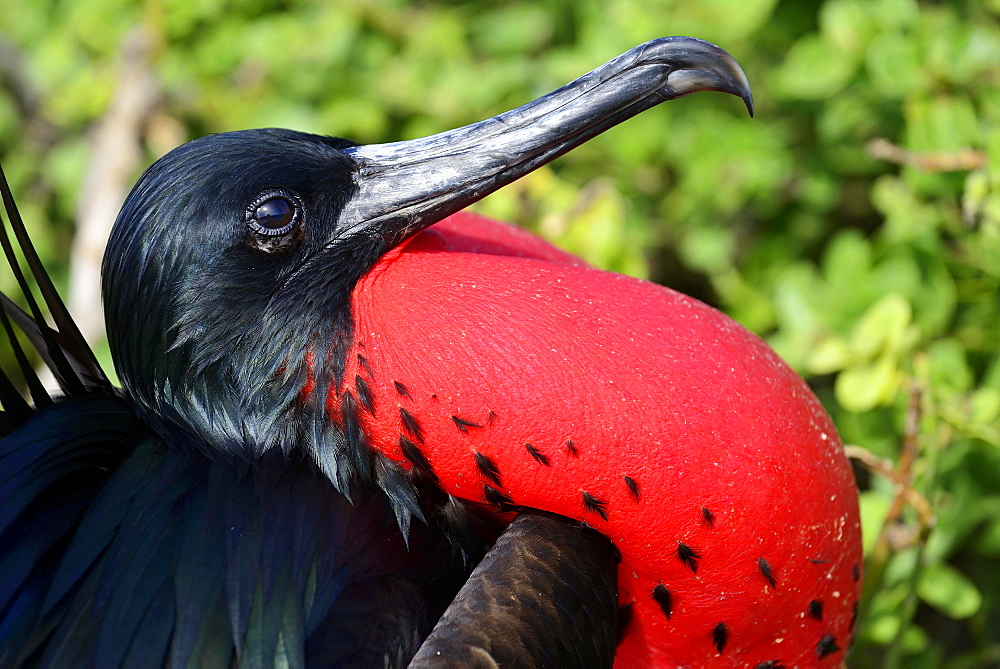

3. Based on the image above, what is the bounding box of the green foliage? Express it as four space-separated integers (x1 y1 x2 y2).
1 0 998 664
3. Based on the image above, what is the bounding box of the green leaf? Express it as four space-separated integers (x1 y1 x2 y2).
859 489 893 554
928 338 973 394
866 32 922 99
823 229 871 294
904 95 982 153
775 34 860 100
974 517 1000 557
864 613 930 652
917 562 983 619
821 0 879 53
470 5 554 56
807 336 852 375
678 226 733 275
836 355 900 412
969 388 1000 427
849 293 912 359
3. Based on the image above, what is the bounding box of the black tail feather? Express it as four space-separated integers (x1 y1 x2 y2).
0 294 52 413
0 324 37 426
0 163 109 420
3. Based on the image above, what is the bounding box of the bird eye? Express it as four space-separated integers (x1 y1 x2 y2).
255 198 294 230
246 190 303 237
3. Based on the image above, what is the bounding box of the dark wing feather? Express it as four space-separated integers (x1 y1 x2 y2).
0 163 472 666
2 420 471 667
0 395 141 666
409 510 620 668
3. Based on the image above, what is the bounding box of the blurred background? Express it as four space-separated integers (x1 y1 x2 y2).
1 0 997 665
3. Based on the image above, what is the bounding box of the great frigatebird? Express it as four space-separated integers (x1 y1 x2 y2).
0 37 861 667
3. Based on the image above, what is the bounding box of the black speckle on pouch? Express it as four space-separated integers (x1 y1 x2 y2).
451 415 482 432
712 622 728 654
356 354 373 377
623 476 640 502
354 375 375 415
652 583 672 619
701 506 714 527
399 406 424 443
816 634 840 659
582 491 609 521
482 483 517 512
525 443 550 466
677 542 701 574
758 557 777 589
473 451 503 487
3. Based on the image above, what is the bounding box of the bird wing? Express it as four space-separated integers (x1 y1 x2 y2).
410 510 620 668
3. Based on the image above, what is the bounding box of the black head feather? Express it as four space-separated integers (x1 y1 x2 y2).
102 130 390 488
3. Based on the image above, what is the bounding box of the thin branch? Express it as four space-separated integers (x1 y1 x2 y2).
867 138 986 173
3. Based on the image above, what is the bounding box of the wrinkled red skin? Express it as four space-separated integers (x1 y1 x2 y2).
339 212 862 667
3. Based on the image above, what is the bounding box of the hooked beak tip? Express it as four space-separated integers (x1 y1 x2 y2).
742 91 755 118
658 38 754 118
741 85 755 118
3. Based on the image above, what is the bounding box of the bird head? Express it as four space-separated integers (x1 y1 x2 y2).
102 37 753 481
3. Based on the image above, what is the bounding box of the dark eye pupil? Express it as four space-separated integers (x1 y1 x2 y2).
255 197 294 229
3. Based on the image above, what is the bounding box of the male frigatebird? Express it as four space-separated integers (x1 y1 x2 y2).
0 37 861 667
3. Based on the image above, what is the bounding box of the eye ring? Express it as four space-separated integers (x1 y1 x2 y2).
246 189 304 237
